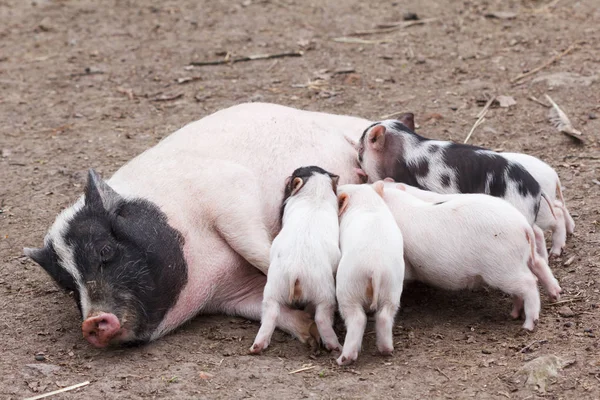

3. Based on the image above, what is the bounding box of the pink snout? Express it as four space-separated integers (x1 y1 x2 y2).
82 312 121 348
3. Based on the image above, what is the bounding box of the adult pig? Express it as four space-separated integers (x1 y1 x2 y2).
24 103 369 348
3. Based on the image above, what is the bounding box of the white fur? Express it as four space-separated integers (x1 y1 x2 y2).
501 152 575 256
336 184 405 365
43 198 92 319
250 173 341 353
381 183 562 330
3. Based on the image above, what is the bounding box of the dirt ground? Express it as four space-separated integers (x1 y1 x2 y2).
1 0 599 398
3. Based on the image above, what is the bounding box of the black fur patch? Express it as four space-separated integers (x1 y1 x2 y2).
433 201 446 206
63 197 188 343
413 158 430 178
428 144 440 154
440 173 451 187
442 145 509 196
507 164 538 197
280 166 338 221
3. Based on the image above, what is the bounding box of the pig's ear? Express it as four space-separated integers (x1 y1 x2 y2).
24 247 51 269
383 177 394 182
291 177 304 196
367 125 386 150
338 193 349 216
85 169 123 212
373 181 385 197
396 184 406 191
330 174 340 192
397 113 415 131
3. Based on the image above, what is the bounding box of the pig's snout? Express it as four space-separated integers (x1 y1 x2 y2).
82 312 121 348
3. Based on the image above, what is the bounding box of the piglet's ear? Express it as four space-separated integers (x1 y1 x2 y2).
330 174 340 191
291 177 304 196
383 177 394 182
397 113 415 131
338 193 349 216
85 169 123 213
367 125 386 150
373 181 385 197
396 184 406 191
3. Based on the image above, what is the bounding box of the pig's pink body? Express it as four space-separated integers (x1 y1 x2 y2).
102 103 369 340
381 183 562 330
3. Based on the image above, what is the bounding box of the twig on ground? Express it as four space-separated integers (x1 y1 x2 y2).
332 37 391 44
549 296 586 305
528 95 551 108
380 110 408 119
24 381 91 400
348 18 437 36
376 17 438 29
545 94 584 143
519 339 548 353
289 365 316 374
435 367 450 381
510 42 581 83
464 96 495 144
189 51 303 66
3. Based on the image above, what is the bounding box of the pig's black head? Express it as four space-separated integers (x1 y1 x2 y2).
280 166 339 221
25 169 188 348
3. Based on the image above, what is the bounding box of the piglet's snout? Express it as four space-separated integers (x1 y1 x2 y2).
82 312 121 348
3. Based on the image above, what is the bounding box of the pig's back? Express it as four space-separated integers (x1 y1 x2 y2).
501 152 558 201
108 103 370 229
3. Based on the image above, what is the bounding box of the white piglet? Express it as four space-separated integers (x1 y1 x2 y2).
380 182 562 330
250 166 342 354
336 183 405 365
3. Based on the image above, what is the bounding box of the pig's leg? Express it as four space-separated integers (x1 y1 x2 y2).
216 268 319 346
510 296 524 319
556 200 576 235
528 255 562 301
532 225 549 263
548 206 567 257
514 274 541 331
212 171 272 275
314 302 341 352
337 304 367 366
250 298 280 354
375 303 398 356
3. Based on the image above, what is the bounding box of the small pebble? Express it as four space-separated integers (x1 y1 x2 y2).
564 321 573 328
589 113 597 120
35 353 46 362
558 306 575 317
584 328 593 333
403 12 419 21
482 349 492 354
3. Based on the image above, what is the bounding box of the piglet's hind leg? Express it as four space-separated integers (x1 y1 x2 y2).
314 302 341 352
375 303 398 356
337 305 367 366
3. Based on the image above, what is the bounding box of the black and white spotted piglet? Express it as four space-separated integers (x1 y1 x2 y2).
357 114 556 260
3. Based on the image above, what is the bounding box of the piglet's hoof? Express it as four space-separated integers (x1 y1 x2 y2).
336 354 356 366
248 342 265 355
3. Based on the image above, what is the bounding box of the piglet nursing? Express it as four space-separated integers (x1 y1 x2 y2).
379 182 562 330
357 115 556 260
336 183 405 365
250 166 341 354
